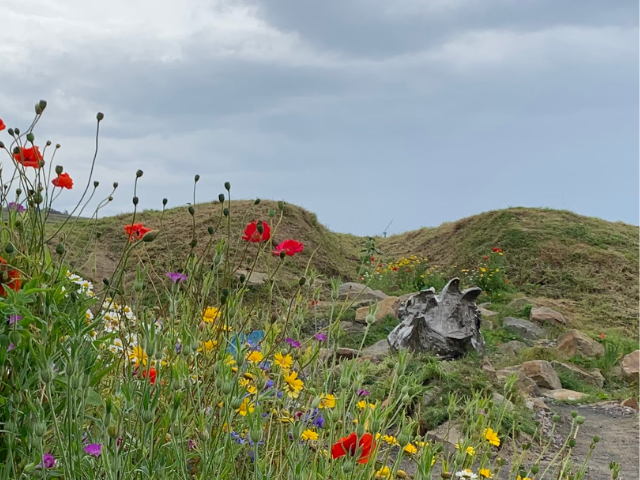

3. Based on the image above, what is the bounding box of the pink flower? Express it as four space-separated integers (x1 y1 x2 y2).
84 443 102 457
273 239 304 257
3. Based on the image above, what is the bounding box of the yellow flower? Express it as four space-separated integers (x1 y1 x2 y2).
375 466 391 478
239 378 257 395
246 351 264 363
224 355 236 366
479 469 493 478
301 429 318 441
318 393 336 409
466 446 475 456
236 397 254 416
483 428 500 447
284 371 304 398
274 352 293 370
404 443 418 455
357 401 376 410
128 346 148 366
480 267 487 273
516 477 531 480
203 306 220 323
381 435 399 445
397 471 408 479
416 440 427 448
198 339 218 353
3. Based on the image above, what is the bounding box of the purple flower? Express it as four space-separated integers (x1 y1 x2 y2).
84 443 102 457
116 438 123 449
285 338 301 349
166 272 187 283
175 342 182 354
8 314 21 325
188 439 196 450
357 389 370 396
231 431 245 445
7 202 25 213
38 453 56 468
265 379 274 389
313 333 327 342
7 342 14 352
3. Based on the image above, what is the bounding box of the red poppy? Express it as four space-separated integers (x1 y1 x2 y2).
406 268 411 272
143 367 157 385
600 334 606 339
0 257 21 296
370 257 375 262
483 256 488 261
310 300 319 306
52 172 73 189
242 221 271 243
377 264 382 268
124 223 152 241
392 266 398 272
331 432 375 464
273 239 303 257
492 248 503 253
13 146 43 168
0 118 5 131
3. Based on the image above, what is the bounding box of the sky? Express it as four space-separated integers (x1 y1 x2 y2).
1 0 638 235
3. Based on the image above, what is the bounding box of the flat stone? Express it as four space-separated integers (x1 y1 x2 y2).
355 296 400 324
551 361 605 388
530 306 567 326
507 297 537 311
338 282 388 302
339 321 366 334
556 330 604 357
503 317 546 340
520 360 563 390
525 397 550 411
234 269 268 287
621 350 639 382
479 307 498 317
542 388 587 402
361 339 391 362
319 347 360 362
499 340 527 356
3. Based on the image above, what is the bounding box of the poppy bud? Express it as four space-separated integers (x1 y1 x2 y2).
136 169 143 178
531 465 540 474
402 394 411 405
576 415 585 425
113 182 119 188
39 99 47 110
571 410 578 418
397 433 410 447
33 192 43 204
14 128 20 135
133 196 139 205
279 251 285 260
356 422 365 437
26 133 35 142
34 422 46 437
93 181 99 188
593 435 600 443
224 181 231 191
190 239 197 248
218 193 225 203
249 427 262 444
0 141 4 149
96 112 104 121
56 143 61 149
194 174 200 182
103 278 110 286
46 140 51 146
207 226 214 235
268 209 275 217
223 208 229 217
221 381 233 395
7 129 14 137
256 223 264 234
142 231 158 243
188 206 195 216
141 408 154 424
55 243 65 255
552 414 560 423
254 198 260 205
40 367 52 384
239 274 246 283
569 439 576 448
107 423 118 438
342 461 354 474
278 201 284 211
162 198 168 206
299 277 306 286
441 473 452 479
222 288 229 297
108 196 113 202
35 103 43 114
230 397 243 410
4 243 14 254
55 165 63 175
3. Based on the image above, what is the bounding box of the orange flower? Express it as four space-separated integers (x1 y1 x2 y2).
142 367 157 385
0 257 21 296
124 223 152 241
13 146 43 168
52 173 73 189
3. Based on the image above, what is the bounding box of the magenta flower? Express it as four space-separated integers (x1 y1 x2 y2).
313 333 327 342
7 342 14 352
285 338 301 349
84 443 102 457
7 202 25 213
8 314 21 325
38 453 55 468
357 389 370 396
166 272 187 283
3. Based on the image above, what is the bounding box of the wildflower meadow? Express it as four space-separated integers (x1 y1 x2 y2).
0 104 622 479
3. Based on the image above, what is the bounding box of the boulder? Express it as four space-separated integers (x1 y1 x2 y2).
556 330 604 357
361 339 391 361
492 392 514 411
479 307 498 317
542 389 587 402
387 278 484 359
530 307 566 326
525 397 550 411
551 361 605 388
337 283 388 303
621 350 639 382
234 269 268 287
499 340 527 356
394 292 417 315
319 347 360 362
520 361 563 390
621 398 639 411
507 297 537 311
497 367 540 397
502 317 546 340
355 296 400 324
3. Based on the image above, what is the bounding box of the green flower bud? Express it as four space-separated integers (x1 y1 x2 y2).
162 198 167 205
102 278 110 286
22 463 37 474
522 442 531 450
136 169 143 178
576 415 585 425
222 381 234 395
356 422 365 437
33 192 43 204
14 128 20 135
342 461 354 474
208 226 214 235
108 423 118 438
571 410 578 418
55 243 65 255
4 243 14 254
568 439 576 447
132 196 139 205
55 165 63 175
194 174 200 182
96 112 104 121
70 374 80 389
593 436 600 443
401 385 410 395
330 409 341 423
0 141 4 149
299 277 306 286
279 250 285 260
142 230 158 243
39 99 47 110
311 397 321 409
223 208 229 217
105 396 113 414
249 427 262 444
397 433 410 447
93 181 99 188
340 376 350 389
239 274 246 284
531 465 540 474
278 201 284 210
26 133 35 142
189 239 197 248
224 181 231 191
188 206 195 216
40 367 52 384
182 344 193 356
254 198 260 205
141 408 154 424
35 103 43 114
34 421 46 437
552 414 560 423
230 397 243 410
268 209 275 217
55 143 61 149
402 394 411 405
218 193 225 203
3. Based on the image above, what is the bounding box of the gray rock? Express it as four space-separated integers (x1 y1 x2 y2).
503 317 546 340
387 278 484 359
340 321 366 334
497 367 541 397
552 361 605 388
426 421 463 453
361 339 391 361
530 306 567 326
337 282 388 302
479 307 498 317
234 269 268 287
520 360 563 390
499 340 527 356
492 392 514 411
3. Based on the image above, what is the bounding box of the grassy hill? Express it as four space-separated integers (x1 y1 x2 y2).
61 203 639 335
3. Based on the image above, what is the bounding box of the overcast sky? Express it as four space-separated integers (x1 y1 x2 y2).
1 0 637 235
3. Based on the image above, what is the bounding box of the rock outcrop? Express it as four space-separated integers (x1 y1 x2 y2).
556 330 604 357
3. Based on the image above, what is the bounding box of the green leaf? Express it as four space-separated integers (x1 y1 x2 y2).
86 387 103 407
